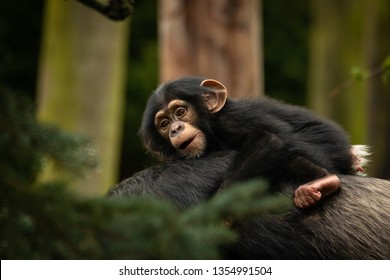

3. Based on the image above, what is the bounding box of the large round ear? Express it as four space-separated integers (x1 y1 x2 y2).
200 79 228 113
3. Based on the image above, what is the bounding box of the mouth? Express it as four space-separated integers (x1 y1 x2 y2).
178 135 197 150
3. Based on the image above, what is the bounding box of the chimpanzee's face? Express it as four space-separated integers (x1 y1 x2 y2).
154 99 207 158
140 77 228 160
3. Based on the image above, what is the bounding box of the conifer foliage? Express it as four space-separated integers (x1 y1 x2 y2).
0 92 289 259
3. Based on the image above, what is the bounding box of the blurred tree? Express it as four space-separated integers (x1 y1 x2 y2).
119 0 159 180
364 1 390 179
0 1 44 101
159 0 263 98
308 0 390 178
36 0 130 195
263 0 309 105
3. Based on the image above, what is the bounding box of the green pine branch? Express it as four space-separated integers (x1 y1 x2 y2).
1 92 290 259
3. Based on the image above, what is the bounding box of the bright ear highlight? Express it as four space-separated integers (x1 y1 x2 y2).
200 79 228 113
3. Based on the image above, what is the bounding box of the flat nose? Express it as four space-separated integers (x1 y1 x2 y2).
170 121 185 137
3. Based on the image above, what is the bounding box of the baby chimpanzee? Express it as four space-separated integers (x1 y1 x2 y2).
140 77 368 208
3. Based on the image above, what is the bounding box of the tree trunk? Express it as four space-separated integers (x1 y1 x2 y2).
37 0 130 195
308 0 390 178
308 0 368 143
365 0 390 178
159 0 263 98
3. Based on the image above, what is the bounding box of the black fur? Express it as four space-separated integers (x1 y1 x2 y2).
108 151 390 259
140 77 355 190
127 77 390 258
108 151 234 209
232 175 390 259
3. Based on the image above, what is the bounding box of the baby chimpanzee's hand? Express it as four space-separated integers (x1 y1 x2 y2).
294 174 341 208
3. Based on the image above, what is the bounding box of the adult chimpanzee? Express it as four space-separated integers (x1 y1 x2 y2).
108 150 390 259
140 77 368 208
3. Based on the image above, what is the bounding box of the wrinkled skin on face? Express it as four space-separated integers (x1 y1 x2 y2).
154 99 207 158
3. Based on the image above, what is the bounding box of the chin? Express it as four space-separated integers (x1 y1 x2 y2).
181 146 206 159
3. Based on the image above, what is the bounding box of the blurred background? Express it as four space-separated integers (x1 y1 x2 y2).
1 0 389 197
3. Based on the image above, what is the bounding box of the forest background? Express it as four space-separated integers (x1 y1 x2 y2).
1 0 389 259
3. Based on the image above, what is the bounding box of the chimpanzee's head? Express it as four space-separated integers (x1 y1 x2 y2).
140 77 228 160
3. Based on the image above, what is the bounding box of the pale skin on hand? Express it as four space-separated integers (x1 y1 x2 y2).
294 174 341 208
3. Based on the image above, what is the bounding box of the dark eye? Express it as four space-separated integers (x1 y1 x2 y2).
160 119 170 129
175 107 187 118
